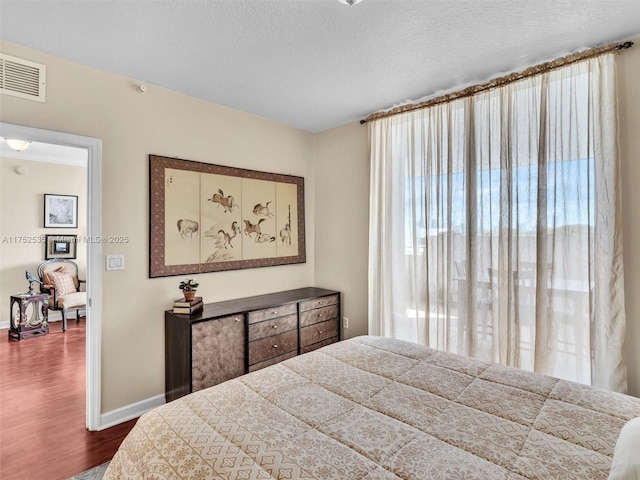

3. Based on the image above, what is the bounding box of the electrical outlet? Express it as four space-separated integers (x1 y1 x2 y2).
343 316 349 329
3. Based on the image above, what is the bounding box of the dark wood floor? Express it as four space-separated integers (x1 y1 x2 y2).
0 320 137 480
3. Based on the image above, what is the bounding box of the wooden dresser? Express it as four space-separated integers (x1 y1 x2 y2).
165 287 340 402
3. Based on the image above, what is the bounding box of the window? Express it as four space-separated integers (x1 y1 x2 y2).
370 54 626 391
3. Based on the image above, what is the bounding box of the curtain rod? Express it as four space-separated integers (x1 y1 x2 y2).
361 40 634 125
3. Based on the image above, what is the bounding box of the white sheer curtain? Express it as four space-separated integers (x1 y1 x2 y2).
368 54 627 392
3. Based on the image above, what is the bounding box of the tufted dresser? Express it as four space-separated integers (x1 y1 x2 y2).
165 287 340 403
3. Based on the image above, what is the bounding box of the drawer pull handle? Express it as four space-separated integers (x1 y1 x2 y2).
272 344 278 348
272 325 278 329
272 310 278 315
235 318 242 322
318 330 323 334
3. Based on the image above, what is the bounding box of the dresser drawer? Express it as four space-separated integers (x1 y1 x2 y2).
249 329 298 365
300 294 339 312
248 313 297 342
301 336 339 354
300 318 339 347
248 350 298 373
248 302 297 324
300 304 339 327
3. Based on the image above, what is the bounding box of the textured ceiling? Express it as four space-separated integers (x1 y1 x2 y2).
1 0 640 132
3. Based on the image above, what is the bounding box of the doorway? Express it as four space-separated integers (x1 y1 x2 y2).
0 122 102 430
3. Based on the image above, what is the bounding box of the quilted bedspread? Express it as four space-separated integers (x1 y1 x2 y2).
104 336 640 479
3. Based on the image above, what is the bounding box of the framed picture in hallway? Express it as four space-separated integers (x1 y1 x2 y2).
44 194 78 228
45 234 78 259
149 154 306 278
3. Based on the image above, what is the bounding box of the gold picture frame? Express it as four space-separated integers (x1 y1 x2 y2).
149 155 305 278
45 234 78 259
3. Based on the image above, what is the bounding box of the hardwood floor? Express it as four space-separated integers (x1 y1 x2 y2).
0 319 137 480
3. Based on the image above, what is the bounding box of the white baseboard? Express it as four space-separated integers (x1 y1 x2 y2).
99 394 165 431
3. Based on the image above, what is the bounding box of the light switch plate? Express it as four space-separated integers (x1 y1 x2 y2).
106 255 125 271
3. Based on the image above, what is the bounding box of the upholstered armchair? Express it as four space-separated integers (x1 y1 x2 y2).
37 259 86 332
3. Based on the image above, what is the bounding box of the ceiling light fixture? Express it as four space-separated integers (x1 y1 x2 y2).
338 0 363 5
5 138 31 152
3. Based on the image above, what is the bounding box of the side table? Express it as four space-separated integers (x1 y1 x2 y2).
9 292 50 340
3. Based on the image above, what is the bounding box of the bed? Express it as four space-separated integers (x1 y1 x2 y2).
105 336 640 479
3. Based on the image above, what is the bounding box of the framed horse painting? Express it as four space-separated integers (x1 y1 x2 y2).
149 154 305 278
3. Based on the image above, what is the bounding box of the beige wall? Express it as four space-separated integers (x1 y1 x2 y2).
618 39 640 397
0 41 315 412
314 122 369 338
0 158 87 319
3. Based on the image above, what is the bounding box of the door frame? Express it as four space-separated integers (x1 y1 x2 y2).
1 122 102 430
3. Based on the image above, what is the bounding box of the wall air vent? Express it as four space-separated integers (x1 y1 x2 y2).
0 53 46 102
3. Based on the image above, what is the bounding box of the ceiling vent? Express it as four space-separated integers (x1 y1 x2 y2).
0 53 46 102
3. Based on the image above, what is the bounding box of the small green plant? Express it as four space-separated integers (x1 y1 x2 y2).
179 279 199 291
